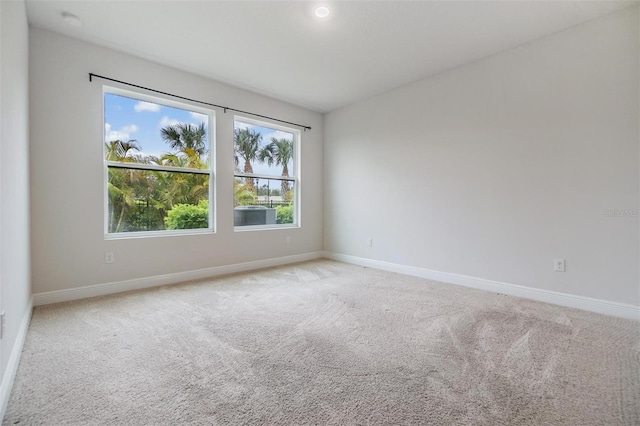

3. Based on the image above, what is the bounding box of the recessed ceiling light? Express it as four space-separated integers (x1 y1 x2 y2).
314 6 330 19
62 12 82 28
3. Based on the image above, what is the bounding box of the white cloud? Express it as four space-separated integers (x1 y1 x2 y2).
137 150 167 160
105 123 138 142
189 111 208 124
159 115 206 130
264 130 294 142
159 116 182 129
234 121 253 131
134 101 160 112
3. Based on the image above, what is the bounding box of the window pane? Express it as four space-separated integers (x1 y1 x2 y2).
105 93 209 170
234 120 294 178
108 167 209 233
234 177 295 226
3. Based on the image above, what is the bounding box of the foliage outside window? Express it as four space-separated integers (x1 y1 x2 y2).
234 118 298 228
104 88 213 235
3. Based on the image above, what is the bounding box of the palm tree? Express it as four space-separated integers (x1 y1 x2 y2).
158 123 210 220
105 139 144 232
150 155 209 209
160 123 208 167
259 137 293 196
105 139 141 161
233 127 262 193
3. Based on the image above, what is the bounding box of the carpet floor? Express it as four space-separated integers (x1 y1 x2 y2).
4 259 639 425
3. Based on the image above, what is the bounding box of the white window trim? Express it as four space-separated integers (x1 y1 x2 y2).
103 85 216 238
233 115 301 231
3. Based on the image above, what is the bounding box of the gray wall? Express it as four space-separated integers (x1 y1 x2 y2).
0 0 31 410
29 28 324 294
324 7 639 306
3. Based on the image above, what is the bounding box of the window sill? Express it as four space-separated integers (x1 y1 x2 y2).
234 224 299 233
105 228 215 240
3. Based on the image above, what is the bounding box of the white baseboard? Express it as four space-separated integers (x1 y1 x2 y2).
0 297 33 420
324 252 640 321
33 252 324 306
32 250 640 321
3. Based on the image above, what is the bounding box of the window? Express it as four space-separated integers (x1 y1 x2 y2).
233 117 298 228
103 87 214 236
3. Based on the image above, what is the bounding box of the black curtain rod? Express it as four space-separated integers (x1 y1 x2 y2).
89 73 312 131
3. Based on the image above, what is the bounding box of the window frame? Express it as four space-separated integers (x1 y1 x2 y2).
103 85 216 239
233 115 300 231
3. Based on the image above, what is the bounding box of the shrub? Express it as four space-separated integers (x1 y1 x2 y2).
275 204 293 224
165 200 208 230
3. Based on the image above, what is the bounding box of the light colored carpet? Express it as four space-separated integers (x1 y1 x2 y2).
4 259 639 425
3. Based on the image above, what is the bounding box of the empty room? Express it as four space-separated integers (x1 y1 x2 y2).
1 0 638 424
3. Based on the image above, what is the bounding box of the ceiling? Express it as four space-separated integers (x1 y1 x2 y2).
26 0 637 113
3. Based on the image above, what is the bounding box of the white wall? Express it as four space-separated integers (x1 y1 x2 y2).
30 28 323 295
325 7 639 307
0 0 31 414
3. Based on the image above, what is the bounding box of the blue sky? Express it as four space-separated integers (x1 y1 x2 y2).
104 93 294 176
104 93 208 159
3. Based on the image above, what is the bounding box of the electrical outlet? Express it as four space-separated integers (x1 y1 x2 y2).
366 237 373 247
105 252 115 264
285 236 291 245
554 259 565 272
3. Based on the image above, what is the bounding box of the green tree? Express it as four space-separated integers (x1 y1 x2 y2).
233 127 261 193
107 121 211 234
105 139 148 232
105 139 141 161
157 123 210 214
259 137 293 196
149 155 209 210
160 123 208 165
234 178 256 206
